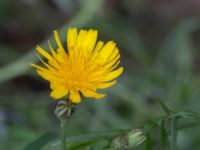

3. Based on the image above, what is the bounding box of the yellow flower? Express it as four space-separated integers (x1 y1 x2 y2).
31 28 123 103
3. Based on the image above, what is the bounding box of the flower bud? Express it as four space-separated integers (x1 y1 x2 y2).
54 100 76 121
126 129 146 148
110 136 127 149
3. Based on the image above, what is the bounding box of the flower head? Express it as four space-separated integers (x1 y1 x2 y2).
31 28 123 103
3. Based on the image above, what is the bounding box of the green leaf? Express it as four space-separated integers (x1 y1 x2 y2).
171 110 200 122
160 120 169 150
23 132 58 150
170 117 179 150
43 129 127 150
68 140 100 150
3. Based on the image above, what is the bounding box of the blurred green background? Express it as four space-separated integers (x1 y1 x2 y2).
1 0 200 149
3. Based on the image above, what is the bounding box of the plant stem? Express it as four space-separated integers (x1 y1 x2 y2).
152 95 171 115
170 117 178 150
61 120 67 150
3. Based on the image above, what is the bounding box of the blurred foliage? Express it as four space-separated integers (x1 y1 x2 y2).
1 0 200 149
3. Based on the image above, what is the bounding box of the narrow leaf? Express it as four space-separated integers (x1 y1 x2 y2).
160 120 169 150
23 132 58 150
170 117 179 150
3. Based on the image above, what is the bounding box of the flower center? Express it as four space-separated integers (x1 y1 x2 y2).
59 54 99 90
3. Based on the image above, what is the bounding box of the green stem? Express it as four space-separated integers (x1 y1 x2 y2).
61 120 67 150
170 117 178 150
151 95 171 115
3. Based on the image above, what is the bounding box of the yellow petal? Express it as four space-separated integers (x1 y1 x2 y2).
94 94 105 99
50 80 64 90
30 63 47 71
107 61 120 72
98 80 116 89
35 56 59 77
48 41 57 58
83 29 98 53
97 41 116 62
69 90 81 103
37 70 55 81
93 41 104 53
47 41 62 68
50 81 57 89
91 41 104 61
104 56 120 71
31 64 59 79
89 69 107 81
54 30 67 56
54 52 65 63
102 67 123 82
67 28 78 49
37 54 52 69
51 87 68 99
107 47 120 62
36 45 53 61
81 90 105 99
77 30 87 49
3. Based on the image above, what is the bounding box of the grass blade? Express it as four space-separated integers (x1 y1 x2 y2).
23 132 58 150
170 117 179 150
